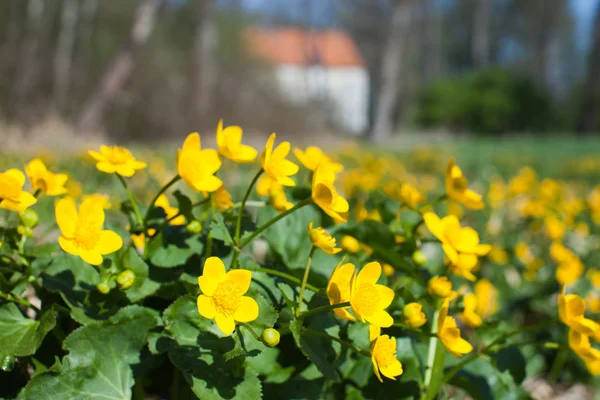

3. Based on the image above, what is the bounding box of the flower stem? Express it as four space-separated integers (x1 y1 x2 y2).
143 175 180 230
423 310 444 400
0 292 40 313
204 194 215 258
303 328 370 357
296 246 316 317
238 197 312 250
548 347 568 383
248 267 320 293
297 301 350 321
239 322 261 341
231 169 264 268
117 175 144 228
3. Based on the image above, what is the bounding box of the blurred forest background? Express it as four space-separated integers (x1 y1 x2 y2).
1 0 600 143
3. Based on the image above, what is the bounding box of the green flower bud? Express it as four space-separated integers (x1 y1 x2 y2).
96 282 111 294
117 270 135 290
412 250 427 266
17 225 33 238
186 220 202 234
19 209 39 228
260 328 280 347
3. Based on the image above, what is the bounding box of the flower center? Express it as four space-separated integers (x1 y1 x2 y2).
0 175 22 200
352 283 380 317
212 280 243 317
74 219 102 250
106 146 133 165
34 178 48 193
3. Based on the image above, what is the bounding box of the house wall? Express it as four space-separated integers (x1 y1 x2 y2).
274 65 369 134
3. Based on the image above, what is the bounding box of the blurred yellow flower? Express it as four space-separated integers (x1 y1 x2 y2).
424 212 491 281
214 185 234 211
556 256 584 286
369 325 403 382
308 222 341 254
474 279 498 318
403 302 427 328
132 228 156 251
428 276 455 299
55 197 122 265
459 293 482 328
383 181 425 209
216 120 257 163
25 159 68 196
350 262 395 327
260 133 299 187
81 193 112 210
445 159 484 210
0 169 37 212
544 215 565 241
197 257 258 335
89 145 147 177
382 264 395 277
558 291 599 336
312 162 348 222
326 261 356 321
178 133 222 193
341 235 360 253
66 179 82 198
293 146 342 172
488 246 509 265
155 194 185 225
437 300 473 357
569 329 600 375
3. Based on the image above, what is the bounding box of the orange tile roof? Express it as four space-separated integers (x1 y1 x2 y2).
245 27 365 67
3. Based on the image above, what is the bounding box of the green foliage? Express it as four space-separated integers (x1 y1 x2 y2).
0 303 56 360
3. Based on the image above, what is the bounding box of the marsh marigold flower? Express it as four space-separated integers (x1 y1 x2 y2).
558 291 599 336
260 133 299 187
293 146 342 172
326 261 356 321
213 185 234 211
82 193 112 210
216 120 257 163
445 159 484 210
424 212 491 281
403 302 427 328
25 159 68 196
89 145 146 177
178 133 222 193
369 325 403 382
474 279 498 318
341 236 360 253
437 300 473 357
155 194 185 225
0 169 37 212
569 330 600 375
197 257 259 335
56 197 123 265
350 262 395 327
428 276 455 299
312 162 349 223
459 293 482 328
384 181 425 209
308 222 341 254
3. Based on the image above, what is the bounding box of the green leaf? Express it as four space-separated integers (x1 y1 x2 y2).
41 253 121 324
173 190 194 221
146 228 203 268
210 212 234 245
447 369 493 400
495 347 526 385
113 246 160 302
246 347 295 384
0 303 56 358
19 306 161 400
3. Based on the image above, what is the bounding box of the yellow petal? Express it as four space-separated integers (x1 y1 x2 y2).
261 133 276 167
4 169 25 186
376 284 395 309
233 296 259 322
234 144 258 163
58 236 80 256
80 249 103 265
88 150 105 161
226 269 252 294
16 192 37 211
442 243 458 264
96 230 123 255
115 165 136 177
79 198 105 227
380 359 403 380
215 314 236 335
198 257 227 296
193 175 223 193
56 197 78 237
182 132 201 152
366 309 394 328
369 324 381 342
372 355 383 383
96 161 118 174
272 141 291 160
197 294 216 319
357 262 382 286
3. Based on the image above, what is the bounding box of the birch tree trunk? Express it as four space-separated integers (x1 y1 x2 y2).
77 0 165 132
194 0 217 117
370 0 412 142
54 0 79 112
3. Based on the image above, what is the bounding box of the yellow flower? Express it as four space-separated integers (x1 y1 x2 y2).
384 181 425 209
178 133 223 193
586 294 600 313
424 212 491 281
350 262 395 327
556 256 584 286
459 293 482 328
382 264 395 277
308 222 341 254
270 189 294 213
545 215 565 241
293 146 342 172
428 276 455 299
488 246 509 265
132 228 156 251
437 300 473 357
89 145 147 177
260 133 299 187
558 291 600 336
216 120 257 163
66 179 82 198
81 194 112 210
445 159 484 210
369 325 403 382
214 185 234 211
312 162 349 222
155 194 185 225
197 257 259 335
474 279 498 318
341 236 360 253
327 261 356 321
569 329 600 375
25 159 68 196
403 302 427 328
55 197 123 265
0 169 37 212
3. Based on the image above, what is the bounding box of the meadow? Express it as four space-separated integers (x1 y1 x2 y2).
0 129 599 399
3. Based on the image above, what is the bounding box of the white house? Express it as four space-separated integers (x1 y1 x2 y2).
246 27 370 134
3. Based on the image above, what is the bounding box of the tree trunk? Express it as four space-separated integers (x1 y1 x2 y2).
53 0 79 112
577 4 600 134
194 0 217 117
76 0 165 133
370 0 412 142
472 0 491 68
